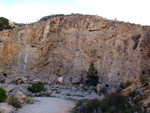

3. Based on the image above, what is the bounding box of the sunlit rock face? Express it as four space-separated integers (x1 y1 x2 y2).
0 14 150 85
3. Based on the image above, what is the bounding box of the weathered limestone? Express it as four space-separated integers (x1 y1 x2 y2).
0 14 150 86
0 103 16 113
14 91 26 104
5 85 15 92
72 76 82 84
15 77 27 84
96 83 105 93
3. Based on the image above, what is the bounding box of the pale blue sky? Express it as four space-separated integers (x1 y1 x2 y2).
0 0 150 25
0 0 78 6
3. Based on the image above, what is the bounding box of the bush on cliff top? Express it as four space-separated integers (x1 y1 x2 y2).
0 17 12 31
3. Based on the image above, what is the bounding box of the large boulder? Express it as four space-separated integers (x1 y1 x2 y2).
14 91 26 104
72 76 82 84
96 84 105 93
15 77 27 84
5 85 15 92
0 103 16 113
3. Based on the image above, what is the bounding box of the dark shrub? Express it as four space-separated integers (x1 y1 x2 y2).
85 98 101 113
7 96 21 108
71 93 143 113
0 17 13 31
140 76 148 85
120 80 132 89
28 82 46 93
86 63 98 86
0 87 6 102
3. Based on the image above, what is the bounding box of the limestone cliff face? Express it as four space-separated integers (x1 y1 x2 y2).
0 14 150 85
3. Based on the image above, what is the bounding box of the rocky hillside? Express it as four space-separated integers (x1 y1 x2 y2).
0 14 150 86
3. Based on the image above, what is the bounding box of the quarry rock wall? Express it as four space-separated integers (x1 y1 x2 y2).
0 15 150 85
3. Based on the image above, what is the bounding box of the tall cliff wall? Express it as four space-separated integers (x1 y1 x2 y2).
0 14 150 85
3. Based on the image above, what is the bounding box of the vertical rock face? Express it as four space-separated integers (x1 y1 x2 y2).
0 14 150 85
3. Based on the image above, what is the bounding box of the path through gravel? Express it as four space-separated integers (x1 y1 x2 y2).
18 97 75 113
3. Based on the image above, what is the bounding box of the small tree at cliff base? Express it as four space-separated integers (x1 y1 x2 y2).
86 63 98 86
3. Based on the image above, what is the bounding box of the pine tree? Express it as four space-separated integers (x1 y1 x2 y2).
86 63 98 86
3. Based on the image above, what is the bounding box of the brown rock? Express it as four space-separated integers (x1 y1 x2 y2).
0 103 15 113
72 76 82 84
122 83 137 96
14 91 26 104
96 84 105 93
15 77 27 84
5 85 15 92
0 15 150 86
5 79 12 84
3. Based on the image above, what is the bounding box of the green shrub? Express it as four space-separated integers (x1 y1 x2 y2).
147 102 150 108
0 17 13 31
0 87 7 102
140 76 148 85
129 90 137 99
66 93 71 96
124 80 132 88
26 97 34 104
86 63 98 86
120 80 132 89
85 98 101 113
71 93 143 113
45 92 51 97
7 96 21 108
28 82 46 93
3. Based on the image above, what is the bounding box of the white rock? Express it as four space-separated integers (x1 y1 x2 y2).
57 77 64 84
33 79 41 83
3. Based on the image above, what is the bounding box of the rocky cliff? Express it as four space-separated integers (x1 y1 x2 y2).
0 14 150 85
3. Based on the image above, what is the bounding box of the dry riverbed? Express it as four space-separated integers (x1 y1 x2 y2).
18 97 75 113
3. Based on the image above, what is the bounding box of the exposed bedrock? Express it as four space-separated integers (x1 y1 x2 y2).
0 14 150 85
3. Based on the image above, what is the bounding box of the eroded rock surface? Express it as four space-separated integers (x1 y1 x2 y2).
0 14 150 86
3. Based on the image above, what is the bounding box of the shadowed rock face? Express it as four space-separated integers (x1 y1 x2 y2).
0 14 150 85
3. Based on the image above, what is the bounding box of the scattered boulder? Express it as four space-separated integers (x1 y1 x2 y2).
57 77 64 84
96 83 105 93
14 91 26 104
15 77 27 84
0 103 16 113
33 79 41 83
5 85 15 92
5 79 12 84
72 76 82 84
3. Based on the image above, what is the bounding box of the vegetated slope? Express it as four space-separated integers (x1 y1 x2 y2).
0 17 14 31
0 14 150 87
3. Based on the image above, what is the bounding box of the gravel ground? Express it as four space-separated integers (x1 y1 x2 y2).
18 97 75 113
